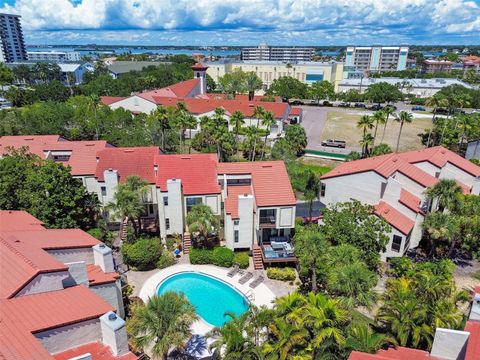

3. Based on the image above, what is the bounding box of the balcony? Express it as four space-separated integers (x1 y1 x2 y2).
261 240 297 264
259 210 276 228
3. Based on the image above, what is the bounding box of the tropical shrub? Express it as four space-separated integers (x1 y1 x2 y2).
266 267 296 281
189 247 234 267
233 251 250 269
156 252 176 269
122 237 162 270
189 248 214 264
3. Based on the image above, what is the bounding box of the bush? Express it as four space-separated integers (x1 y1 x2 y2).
189 247 234 267
122 238 162 271
266 267 296 281
234 252 250 269
157 252 176 269
212 247 234 267
166 237 178 252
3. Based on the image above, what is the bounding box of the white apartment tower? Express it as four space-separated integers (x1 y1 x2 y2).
0 13 27 62
345 46 409 73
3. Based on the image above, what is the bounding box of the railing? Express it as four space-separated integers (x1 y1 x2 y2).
259 216 276 224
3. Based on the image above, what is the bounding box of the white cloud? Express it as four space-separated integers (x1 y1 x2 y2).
2 0 479 44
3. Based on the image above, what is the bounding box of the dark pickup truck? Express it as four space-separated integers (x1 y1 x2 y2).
321 139 346 148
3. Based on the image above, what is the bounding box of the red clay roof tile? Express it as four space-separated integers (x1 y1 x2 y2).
54 342 138 360
224 185 253 219
87 264 120 286
374 201 415 235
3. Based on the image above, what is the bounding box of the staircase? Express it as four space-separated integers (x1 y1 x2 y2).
120 218 128 242
253 245 264 270
183 233 192 254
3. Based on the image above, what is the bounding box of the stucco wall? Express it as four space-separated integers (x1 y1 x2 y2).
391 172 426 198
36 318 102 355
381 227 408 261
15 271 69 297
109 96 157 114
47 248 94 265
90 280 125 318
412 161 441 178
440 162 477 191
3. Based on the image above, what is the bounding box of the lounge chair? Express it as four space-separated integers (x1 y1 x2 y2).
227 264 239 277
238 272 253 284
249 275 264 289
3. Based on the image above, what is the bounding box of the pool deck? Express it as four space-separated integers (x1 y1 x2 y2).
136 263 277 335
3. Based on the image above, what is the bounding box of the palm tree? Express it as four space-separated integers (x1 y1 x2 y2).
253 106 265 129
274 291 307 318
185 204 219 242
263 318 309 360
357 115 374 156
371 110 386 146
393 111 413 152
106 176 149 239
425 179 463 213
380 106 394 144
230 110 245 143
149 107 170 152
359 133 374 157
346 323 397 354
89 94 100 140
260 110 276 159
243 126 262 161
244 72 263 101
128 292 198 359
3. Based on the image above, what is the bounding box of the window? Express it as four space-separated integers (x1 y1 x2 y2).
53 155 70 162
391 235 403 252
227 178 251 185
101 186 107 196
320 183 326 197
148 204 154 215
234 220 239 226
234 230 239 243
163 196 168 206
186 197 202 212
165 218 170 230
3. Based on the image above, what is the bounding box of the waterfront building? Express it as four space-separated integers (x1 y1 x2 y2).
241 42 315 62
27 51 81 62
344 46 409 74
0 13 27 62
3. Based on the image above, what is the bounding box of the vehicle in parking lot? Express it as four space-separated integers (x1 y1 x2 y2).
412 106 426 111
322 101 333 107
433 108 449 114
321 139 346 148
289 100 305 106
354 103 366 108
369 104 383 111
338 102 350 107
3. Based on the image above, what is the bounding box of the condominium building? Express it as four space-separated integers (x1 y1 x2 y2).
0 13 27 62
422 59 454 74
206 60 344 91
27 51 81 62
241 42 315 62
0 210 136 360
320 146 480 261
344 46 409 73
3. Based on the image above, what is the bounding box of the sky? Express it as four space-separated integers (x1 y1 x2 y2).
0 0 479 46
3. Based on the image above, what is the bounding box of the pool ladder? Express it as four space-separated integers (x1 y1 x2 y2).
245 290 255 302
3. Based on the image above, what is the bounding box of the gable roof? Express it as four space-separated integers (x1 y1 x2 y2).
374 201 415 235
155 154 221 195
138 78 200 101
95 147 161 183
0 210 45 231
224 185 253 219
0 286 113 360
217 161 296 207
399 189 423 214
101 96 127 105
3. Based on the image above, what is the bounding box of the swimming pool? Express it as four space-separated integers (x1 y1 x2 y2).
157 272 249 327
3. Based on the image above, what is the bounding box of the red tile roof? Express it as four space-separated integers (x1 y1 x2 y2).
290 107 302 116
138 78 200 101
374 201 415 235
225 185 253 219
465 321 480 360
100 96 127 105
349 347 438 359
399 146 480 177
87 264 120 286
54 342 138 360
218 161 296 207
0 286 114 360
0 136 110 176
206 93 282 102
191 63 209 71
0 210 45 231
95 147 161 183
155 154 221 195
399 189 423 214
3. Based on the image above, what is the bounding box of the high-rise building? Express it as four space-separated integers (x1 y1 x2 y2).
241 42 315 62
344 46 409 74
0 13 27 63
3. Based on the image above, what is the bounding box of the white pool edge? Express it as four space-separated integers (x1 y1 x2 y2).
138 264 276 335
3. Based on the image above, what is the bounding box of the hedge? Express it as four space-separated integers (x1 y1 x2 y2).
189 247 234 267
122 238 162 271
266 267 296 281
157 252 176 269
234 252 250 269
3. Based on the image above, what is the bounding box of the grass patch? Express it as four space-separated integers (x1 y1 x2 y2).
296 160 332 176
322 111 433 152
471 270 480 281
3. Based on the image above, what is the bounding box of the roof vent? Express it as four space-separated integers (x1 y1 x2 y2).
124 149 134 153
108 313 117 321
85 143 95 146
181 156 191 160
99 243 106 249
392 158 398 162
262 165 273 168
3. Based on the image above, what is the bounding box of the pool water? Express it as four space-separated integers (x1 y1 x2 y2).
157 272 249 327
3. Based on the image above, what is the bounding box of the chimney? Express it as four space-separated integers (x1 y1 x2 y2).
192 63 208 95
100 312 129 357
93 243 115 273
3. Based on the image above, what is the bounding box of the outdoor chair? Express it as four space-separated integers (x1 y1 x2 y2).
238 272 253 284
249 275 264 288
227 264 239 277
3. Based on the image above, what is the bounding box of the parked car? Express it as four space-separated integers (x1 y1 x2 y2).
412 106 426 111
322 100 333 107
321 139 346 148
354 102 366 108
289 100 305 106
369 104 383 111
433 108 449 114
338 102 350 107
384 104 397 111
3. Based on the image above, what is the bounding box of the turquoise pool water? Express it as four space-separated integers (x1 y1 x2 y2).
157 272 249 326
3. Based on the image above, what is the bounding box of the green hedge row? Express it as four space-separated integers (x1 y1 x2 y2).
234 252 250 269
266 267 296 281
190 247 235 267
122 238 162 271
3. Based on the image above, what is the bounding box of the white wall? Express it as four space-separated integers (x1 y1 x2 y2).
391 172 426 198
15 271 70 297
236 195 255 249
440 162 477 192
321 172 385 206
412 161 441 178
109 96 157 114
90 280 125 318
381 227 408 261
36 318 102 355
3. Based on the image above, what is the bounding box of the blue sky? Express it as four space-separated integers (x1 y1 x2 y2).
1 0 479 46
